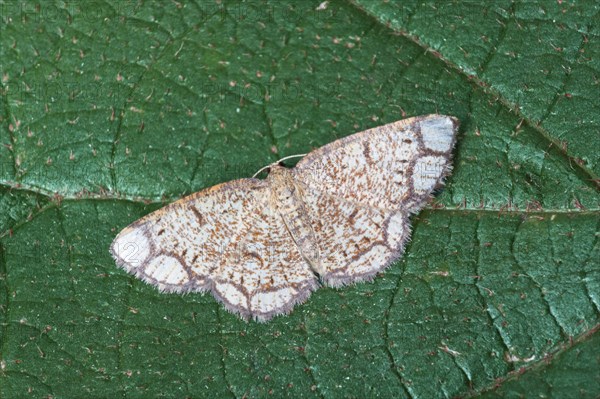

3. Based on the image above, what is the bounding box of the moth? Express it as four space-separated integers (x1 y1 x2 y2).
110 115 459 321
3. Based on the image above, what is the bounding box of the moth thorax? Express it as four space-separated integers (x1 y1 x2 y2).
268 165 321 270
268 165 297 200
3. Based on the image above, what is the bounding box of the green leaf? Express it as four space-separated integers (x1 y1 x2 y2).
1 1 598 398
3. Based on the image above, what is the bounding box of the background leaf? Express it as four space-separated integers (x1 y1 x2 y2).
1 1 598 398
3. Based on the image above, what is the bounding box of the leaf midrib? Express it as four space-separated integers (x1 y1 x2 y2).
347 0 599 184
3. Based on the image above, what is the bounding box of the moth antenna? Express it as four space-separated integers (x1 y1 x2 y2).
252 154 308 178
